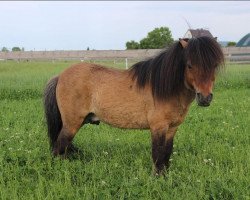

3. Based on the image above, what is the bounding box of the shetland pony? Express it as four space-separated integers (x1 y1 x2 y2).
44 36 224 175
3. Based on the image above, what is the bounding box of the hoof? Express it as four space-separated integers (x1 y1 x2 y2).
52 146 66 157
152 165 168 177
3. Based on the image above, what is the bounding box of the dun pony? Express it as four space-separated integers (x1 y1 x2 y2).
44 36 224 175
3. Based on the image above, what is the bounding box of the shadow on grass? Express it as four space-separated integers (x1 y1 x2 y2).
64 140 150 164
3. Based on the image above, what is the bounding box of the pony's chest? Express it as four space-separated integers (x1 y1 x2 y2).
169 116 186 127
169 106 189 127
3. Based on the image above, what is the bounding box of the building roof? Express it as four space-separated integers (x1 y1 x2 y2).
236 33 250 47
184 29 214 39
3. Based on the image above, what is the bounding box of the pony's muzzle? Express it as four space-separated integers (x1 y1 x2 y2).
196 93 213 107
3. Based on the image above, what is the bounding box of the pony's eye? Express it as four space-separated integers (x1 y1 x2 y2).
187 64 192 69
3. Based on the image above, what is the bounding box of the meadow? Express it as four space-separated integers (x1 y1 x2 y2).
0 60 249 199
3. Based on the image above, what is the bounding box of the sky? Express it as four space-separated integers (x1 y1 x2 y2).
0 1 249 51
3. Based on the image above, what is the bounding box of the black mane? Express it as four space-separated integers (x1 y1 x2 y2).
129 36 224 101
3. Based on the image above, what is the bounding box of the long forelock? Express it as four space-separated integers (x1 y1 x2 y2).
186 37 224 74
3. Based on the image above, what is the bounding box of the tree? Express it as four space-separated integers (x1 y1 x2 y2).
227 41 236 47
125 27 174 49
126 40 140 49
12 47 21 51
1 47 9 52
140 27 174 49
87 47 90 50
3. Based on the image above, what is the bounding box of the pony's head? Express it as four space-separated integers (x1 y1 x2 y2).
180 37 224 106
130 36 224 106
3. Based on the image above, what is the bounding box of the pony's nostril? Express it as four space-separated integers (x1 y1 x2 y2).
196 92 201 99
207 93 213 102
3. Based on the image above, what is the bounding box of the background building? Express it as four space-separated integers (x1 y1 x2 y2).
236 33 250 47
183 29 214 38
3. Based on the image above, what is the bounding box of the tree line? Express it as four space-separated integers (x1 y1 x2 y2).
1 47 25 52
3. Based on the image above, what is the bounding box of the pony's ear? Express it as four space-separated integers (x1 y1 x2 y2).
214 37 217 41
179 38 188 48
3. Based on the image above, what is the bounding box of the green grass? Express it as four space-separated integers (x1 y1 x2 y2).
0 61 249 199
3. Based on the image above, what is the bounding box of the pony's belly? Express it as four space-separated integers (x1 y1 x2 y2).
103 119 149 129
95 108 149 129
102 118 149 129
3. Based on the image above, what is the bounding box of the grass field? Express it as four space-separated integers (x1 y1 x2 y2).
0 60 249 199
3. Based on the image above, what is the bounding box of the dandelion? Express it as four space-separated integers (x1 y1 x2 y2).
101 181 106 185
203 158 214 166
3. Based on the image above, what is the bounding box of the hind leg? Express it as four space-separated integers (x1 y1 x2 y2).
53 112 100 156
53 115 85 156
53 127 73 156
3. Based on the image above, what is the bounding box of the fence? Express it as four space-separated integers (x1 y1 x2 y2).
0 47 250 62
222 47 250 61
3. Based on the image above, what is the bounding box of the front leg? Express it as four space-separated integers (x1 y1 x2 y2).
151 127 177 175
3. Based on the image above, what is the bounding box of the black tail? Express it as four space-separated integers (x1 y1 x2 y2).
44 76 62 149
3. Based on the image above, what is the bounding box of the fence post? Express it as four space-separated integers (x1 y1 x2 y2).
125 58 128 69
